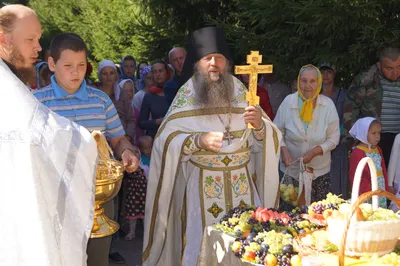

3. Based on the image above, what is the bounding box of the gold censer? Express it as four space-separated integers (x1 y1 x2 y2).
90 132 124 238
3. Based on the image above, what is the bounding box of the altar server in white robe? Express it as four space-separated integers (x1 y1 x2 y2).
0 5 98 265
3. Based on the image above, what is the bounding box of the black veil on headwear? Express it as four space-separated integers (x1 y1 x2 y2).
180 26 233 85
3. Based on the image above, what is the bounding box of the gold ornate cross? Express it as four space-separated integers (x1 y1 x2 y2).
235 51 273 128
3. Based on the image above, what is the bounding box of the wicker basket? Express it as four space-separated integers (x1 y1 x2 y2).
327 157 400 263
293 229 338 257
336 190 400 266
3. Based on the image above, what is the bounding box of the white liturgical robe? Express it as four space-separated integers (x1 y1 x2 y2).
0 59 98 266
142 75 282 266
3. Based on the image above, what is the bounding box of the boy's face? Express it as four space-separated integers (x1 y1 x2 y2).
48 49 87 92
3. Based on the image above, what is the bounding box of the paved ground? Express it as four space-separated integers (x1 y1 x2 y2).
109 220 144 266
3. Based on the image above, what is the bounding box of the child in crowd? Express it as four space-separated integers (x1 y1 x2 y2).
349 117 388 208
138 135 152 176
124 135 152 240
119 79 135 102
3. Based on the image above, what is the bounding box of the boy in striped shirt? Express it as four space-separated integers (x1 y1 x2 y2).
34 33 139 266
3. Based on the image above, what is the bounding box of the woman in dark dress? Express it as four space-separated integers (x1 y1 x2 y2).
319 63 349 198
139 60 172 139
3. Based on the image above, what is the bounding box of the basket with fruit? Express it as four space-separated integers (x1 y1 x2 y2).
327 157 400 262
293 229 338 256
305 193 346 226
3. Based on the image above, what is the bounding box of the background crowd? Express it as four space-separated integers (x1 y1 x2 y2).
30 34 400 266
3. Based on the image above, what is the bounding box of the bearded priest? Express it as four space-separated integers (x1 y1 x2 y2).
142 26 282 266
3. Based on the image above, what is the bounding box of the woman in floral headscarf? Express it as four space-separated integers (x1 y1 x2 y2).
132 66 154 111
274 65 340 209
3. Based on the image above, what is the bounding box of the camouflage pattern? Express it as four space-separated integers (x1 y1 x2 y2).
343 64 384 145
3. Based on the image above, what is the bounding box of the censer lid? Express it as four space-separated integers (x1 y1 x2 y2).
92 131 123 182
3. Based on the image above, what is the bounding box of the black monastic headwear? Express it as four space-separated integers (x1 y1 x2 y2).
180 27 232 85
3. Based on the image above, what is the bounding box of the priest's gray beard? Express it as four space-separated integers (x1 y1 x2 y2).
7 43 35 85
193 62 234 109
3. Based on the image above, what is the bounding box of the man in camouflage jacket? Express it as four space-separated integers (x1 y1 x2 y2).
343 47 400 176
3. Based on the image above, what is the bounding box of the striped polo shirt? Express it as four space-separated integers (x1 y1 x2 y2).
34 75 125 139
380 76 400 133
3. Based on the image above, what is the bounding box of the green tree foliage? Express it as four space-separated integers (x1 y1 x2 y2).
28 0 237 78
217 0 400 86
133 0 237 61
29 0 142 78
26 0 400 85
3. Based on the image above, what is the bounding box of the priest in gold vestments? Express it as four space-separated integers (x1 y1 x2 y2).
142 27 282 266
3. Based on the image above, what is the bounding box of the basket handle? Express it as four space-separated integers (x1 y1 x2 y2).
351 157 379 210
338 190 400 266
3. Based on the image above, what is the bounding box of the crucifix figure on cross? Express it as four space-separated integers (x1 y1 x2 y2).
223 127 234 145
235 51 273 128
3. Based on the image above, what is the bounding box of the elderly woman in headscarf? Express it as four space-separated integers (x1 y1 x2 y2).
97 60 136 143
274 64 340 209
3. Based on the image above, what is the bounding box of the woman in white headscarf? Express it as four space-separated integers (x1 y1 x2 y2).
349 117 388 207
97 60 136 143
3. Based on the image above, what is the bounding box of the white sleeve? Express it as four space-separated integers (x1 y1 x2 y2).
273 97 288 147
388 133 400 186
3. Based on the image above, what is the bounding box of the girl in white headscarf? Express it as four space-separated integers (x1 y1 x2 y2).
349 117 388 207
119 79 135 102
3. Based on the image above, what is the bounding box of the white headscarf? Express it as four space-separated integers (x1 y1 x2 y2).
119 79 134 91
98 60 120 101
349 117 377 148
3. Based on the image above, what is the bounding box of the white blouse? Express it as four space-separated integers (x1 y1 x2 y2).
273 92 340 178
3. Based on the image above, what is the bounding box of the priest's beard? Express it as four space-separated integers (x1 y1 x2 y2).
6 44 35 85
193 64 234 109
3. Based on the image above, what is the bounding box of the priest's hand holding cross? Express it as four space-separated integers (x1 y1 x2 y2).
244 106 262 129
235 51 273 129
